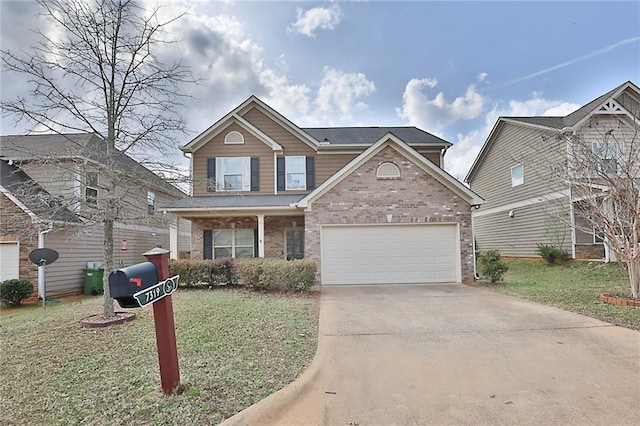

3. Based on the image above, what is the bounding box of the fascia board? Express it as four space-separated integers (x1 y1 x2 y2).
232 114 283 152
465 119 504 183
0 184 41 222
571 98 637 131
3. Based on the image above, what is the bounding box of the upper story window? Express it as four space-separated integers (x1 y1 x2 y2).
216 157 251 191
85 171 98 205
286 156 306 190
511 163 524 187
592 142 621 175
147 191 155 215
224 131 244 144
277 156 315 191
376 162 400 179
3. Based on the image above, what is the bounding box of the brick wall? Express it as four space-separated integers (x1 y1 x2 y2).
1 194 39 300
189 215 304 260
304 145 475 283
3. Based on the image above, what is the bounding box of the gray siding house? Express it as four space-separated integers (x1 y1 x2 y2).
466 81 640 260
0 133 191 298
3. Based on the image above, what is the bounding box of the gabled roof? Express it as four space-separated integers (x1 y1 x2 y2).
298 133 484 209
302 127 452 147
0 133 185 198
0 159 82 224
465 80 640 183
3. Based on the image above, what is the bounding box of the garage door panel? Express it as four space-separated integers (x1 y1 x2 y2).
322 225 458 285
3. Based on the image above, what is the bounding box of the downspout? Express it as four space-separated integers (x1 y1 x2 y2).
38 224 53 308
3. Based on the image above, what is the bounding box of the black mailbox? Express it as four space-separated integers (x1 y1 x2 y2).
109 261 158 308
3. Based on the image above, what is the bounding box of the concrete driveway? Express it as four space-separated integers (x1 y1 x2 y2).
223 284 640 425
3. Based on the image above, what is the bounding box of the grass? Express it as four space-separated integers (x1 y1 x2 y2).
0 288 319 425
485 259 640 330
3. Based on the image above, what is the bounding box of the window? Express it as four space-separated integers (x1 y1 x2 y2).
285 229 304 260
592 142 621 174
147 191 155 215
511 163 524 187
213 229 254 259
286 156 306 190
224 131 244 144
376 162 400 179
85 171 98 205
216 157 251 191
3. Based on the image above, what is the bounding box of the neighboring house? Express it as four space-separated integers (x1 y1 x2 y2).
465 81 639 260
162 96 484 285
0 133 191 298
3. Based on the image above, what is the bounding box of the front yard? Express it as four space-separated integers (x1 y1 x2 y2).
0 289 319 425
486 260 640 330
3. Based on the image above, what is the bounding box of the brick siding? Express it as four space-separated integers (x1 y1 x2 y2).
304 145 475 283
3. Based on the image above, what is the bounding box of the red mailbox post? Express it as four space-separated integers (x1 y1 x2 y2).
143 247 180 395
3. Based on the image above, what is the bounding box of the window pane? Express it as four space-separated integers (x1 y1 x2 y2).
214 247 232 258
235 229 254 246
286 156 305 173
224 174 242 190
511 164 523 186
214 230 232 246
224 157 244 173
287 173 306 190
235 247 254 258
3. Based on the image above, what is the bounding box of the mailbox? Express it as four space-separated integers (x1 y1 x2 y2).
109 261 158 308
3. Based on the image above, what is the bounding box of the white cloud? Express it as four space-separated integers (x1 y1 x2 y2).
396 78 485 136
287 5 342 38
477 72 488 82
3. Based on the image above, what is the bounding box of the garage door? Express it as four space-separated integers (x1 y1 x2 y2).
321 224 459 285
0 242 20 281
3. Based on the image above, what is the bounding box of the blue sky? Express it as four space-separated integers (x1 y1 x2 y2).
1 1 639 179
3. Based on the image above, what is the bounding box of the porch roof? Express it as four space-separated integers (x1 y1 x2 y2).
161 194 306 212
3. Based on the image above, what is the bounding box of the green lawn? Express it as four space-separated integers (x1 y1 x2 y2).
0 289 319 425
485 260 640 330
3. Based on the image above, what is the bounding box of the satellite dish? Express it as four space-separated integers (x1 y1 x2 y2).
29 248 59 266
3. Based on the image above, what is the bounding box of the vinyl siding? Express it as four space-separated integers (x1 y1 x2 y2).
473 202 572 257
470 122 567 208
192 122 275 195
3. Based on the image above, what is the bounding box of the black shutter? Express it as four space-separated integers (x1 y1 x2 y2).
203 230 213 260
277 157 285 191
306 156 315 190
251 157 259 191
254 228 259 258
207 158 216 192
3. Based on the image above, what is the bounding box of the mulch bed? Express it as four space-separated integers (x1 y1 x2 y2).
80 312 136 328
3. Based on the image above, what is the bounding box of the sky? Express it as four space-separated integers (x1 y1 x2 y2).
1 0 639 181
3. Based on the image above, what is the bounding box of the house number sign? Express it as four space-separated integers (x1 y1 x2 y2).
133 275 179 308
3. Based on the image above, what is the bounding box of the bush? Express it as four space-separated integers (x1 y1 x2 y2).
169 258 236 287
478 250 508 283
0 279 34 306
236 258 316 291
536 244 569 264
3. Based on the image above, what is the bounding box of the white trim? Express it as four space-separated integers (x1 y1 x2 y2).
472 189 570 218
285 156 307 190
298 133 484 209
0 185 40 221
257 214 265 258
224 130 244 144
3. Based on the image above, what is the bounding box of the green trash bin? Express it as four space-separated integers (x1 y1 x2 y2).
83 268 104 295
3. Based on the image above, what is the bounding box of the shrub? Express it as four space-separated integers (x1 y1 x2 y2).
235 258 266 288
536 244 569 264
478 250 508 283
169 258 236 287
0 279 34 306
235 258 316 291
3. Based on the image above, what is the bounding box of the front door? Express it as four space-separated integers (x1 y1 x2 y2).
285 229 304 260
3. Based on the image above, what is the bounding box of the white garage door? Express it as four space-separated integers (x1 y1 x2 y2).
0 242 20 281
321 224 459 285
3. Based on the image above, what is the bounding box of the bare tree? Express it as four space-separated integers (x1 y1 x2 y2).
560 116 640 298
2 0 192 317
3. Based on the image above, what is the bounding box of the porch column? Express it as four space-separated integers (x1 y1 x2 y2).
257 214 265 258
169 218 179 260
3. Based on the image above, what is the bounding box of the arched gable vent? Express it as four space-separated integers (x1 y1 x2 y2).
376 162 400 179
224 131 244 144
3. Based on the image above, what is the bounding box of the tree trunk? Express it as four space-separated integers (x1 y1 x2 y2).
103 217 115 317
629 259 640 299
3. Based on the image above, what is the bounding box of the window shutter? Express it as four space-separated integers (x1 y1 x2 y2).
306 156 315 190
207 158 216 192
254 229 259 258
277 157 285 191
203 230 213 260
251 157 259 191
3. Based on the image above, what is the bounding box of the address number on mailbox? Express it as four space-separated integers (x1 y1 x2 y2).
133 275 180 308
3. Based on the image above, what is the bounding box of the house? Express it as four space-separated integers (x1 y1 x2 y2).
465 81 640 260
0 133 191 298
162 96 484 285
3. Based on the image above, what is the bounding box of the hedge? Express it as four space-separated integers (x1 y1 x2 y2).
168 258 317 291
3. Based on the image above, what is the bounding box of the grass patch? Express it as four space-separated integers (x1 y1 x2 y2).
0 288 319 425
484 260 640 330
